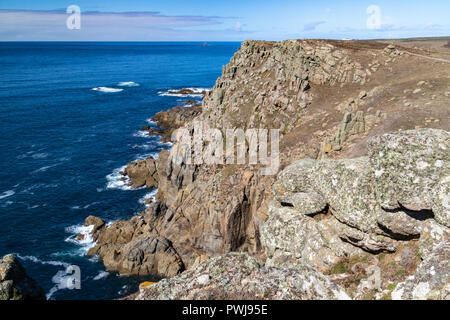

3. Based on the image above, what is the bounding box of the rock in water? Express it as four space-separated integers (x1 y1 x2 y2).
0 254 46 300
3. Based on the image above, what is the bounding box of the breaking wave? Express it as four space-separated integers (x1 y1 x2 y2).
91 87 123 93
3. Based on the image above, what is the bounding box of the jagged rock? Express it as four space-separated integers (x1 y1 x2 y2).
321 111 366 156
125 157 158 189
151 105 202 141
87 216 184 277
85 215 105 234
136 253 350 300
0 254 45 300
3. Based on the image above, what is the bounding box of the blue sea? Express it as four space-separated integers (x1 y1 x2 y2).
0 42 240 299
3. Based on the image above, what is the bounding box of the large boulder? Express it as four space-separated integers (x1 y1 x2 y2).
125 157 158 189
136 252 350 300
87 215 184 277
0 254 45 300
368 129 450 227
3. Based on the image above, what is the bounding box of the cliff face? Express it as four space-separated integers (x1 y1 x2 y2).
86 38 449 299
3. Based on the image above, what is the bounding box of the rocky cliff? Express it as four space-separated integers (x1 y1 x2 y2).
85 38 449 299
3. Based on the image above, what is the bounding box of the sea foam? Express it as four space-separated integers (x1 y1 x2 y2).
0 190 15 200
138 189 157 208
105 165 134 190
93 271 110 281
64 224 96 254
158 87 210 97
118 81 140 87
91 87 123 93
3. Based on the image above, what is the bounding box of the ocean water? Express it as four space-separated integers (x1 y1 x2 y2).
0 42 240 299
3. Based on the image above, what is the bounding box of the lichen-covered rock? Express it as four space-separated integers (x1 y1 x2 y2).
275 192 327 216
392 237 449 300
0 254 45 300
431 176 450 228
261 205 364 272
367 129 450 227
136 252 350 300
310 157 379 232
263 129 450 273
376 210 425 239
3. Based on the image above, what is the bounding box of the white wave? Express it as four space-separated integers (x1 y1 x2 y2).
31 152 49 159
17 151 49 160
105 165 134 190
70 202 100 210
133 130 150 138
139 189 157 208
146 119 157 126
93 271 110 281
118 81 140 87
0 190 15 200
158 87 210 97
32 163 60 173
16 254 70 268
157 140 173 147
64 224 96 253
91 87 123 93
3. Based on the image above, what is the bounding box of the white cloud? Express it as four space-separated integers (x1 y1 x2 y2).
0 9 240 41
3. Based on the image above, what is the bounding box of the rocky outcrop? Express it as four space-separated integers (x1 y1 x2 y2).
136 252 350 300
124 157 159 189
0 254 45 300
87 215 184 277
368 129 450 226
262 129 449 299
200 40 384 134
146 105 202 142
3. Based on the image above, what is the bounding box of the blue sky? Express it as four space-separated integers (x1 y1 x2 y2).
0 0 449 41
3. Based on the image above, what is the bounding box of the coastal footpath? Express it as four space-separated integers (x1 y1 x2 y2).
85 38 449 299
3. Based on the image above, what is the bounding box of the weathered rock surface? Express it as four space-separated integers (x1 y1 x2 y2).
368 129 450 226
136 252 350 300
125 157 158 189
263 129 449 299
392 220 449 300
87 215 184 277
0 254 46 300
